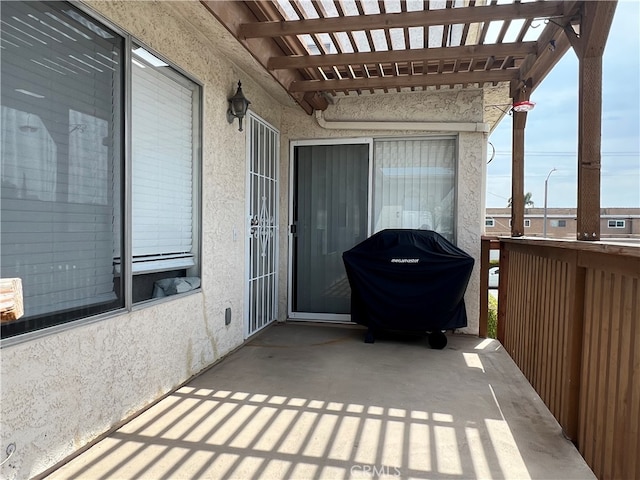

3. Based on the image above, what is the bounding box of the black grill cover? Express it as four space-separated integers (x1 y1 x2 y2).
343 229 474 332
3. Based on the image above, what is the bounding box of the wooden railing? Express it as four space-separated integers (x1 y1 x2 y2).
479 236 499 338
495 238 640 480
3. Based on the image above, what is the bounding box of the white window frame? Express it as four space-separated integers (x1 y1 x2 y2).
607 219 625 228
486 217 495 227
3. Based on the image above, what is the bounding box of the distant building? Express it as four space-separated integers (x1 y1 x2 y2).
485 208 640 241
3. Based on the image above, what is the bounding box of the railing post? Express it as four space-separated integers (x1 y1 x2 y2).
479 236 490 338
565 262 585 443
497 240 509 343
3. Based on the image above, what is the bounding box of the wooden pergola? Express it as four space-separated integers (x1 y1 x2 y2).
202 0 617 241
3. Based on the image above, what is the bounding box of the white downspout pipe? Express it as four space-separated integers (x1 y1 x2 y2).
314 110 490 133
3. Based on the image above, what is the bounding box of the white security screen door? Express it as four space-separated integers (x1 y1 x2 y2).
246 114 279 337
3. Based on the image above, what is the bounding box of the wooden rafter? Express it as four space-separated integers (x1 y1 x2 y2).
201 0 328 113
199 0 610 113
568 1 617 59
290 69 518 93
268 42 538 70
239 2 570 38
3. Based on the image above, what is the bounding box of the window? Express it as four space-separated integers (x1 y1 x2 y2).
550 219 567 227
130 44 200 303
1 1 201 339
608 220 625 228
373 138 456 243
509 219 531 227
485 218 495 227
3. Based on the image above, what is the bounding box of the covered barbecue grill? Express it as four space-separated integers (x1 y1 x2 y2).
342 229 474 347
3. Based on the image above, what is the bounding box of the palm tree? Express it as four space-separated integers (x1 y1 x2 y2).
507 192 534 208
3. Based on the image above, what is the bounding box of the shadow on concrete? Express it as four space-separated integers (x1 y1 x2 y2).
45 323 593 480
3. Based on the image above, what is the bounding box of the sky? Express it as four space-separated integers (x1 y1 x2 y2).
486 0 640 209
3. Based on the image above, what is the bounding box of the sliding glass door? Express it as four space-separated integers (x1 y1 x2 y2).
290 142 370 319
289 136 456 320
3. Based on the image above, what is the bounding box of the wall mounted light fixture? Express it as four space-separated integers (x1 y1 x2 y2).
486 100 536 116
512 100 536 113
227 81 251 132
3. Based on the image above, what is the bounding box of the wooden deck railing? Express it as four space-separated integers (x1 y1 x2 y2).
495 238 639 480
479 236 499 338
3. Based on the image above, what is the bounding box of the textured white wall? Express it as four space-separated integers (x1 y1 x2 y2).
279 89 487 334
0 2 283 479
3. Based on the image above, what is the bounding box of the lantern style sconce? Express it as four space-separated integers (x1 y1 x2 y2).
227 81 251 132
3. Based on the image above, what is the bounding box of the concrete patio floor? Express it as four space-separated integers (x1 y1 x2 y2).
45 323 594 480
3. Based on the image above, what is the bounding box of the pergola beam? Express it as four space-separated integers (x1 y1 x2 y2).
240 1 570 38
200 0 327 113
290 69 518 92
269 42 538 70
513 19 572 94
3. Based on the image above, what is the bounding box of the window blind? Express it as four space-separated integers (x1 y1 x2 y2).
0 1 122 320
373 138 456 243
131 58 195 272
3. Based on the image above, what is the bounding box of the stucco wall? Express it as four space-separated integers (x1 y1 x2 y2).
279 89 487 334
0 2 284 479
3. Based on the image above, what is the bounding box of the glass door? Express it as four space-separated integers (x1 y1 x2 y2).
289 142 370 320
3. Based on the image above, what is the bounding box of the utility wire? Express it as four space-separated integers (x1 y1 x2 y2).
493 151 639 157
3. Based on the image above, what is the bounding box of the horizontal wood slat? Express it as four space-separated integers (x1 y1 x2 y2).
499 238 639 479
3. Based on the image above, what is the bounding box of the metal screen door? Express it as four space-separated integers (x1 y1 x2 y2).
246 113 279 337
289 142 370 321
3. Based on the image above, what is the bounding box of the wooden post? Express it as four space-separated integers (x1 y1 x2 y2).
510 85 529 237
496 241 509 344
565 1 617 241
479 236 490 338
576 55 602 241
564 262 585 442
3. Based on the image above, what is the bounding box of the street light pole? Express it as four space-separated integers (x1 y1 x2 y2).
543 168 557 238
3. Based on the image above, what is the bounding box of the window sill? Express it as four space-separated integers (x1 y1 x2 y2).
1 289 202 349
